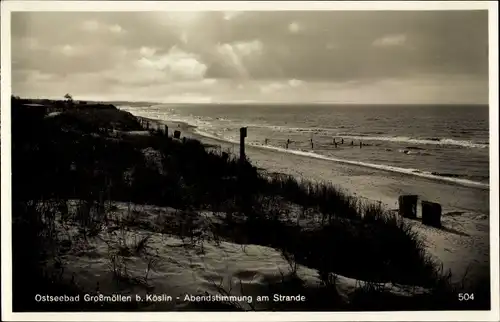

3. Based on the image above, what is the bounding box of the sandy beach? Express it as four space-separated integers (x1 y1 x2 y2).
146 118 490 286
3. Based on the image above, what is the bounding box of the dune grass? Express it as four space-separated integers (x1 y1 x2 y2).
10 97 490 311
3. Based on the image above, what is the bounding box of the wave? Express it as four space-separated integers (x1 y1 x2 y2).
120 107 489 190
397 149 432 156
121 108 489 150
251 125 339 134
334 135 488 149
190 128 489 190
247 124 489 149
431 172 465 179
260 145 488 189
249 124 488 149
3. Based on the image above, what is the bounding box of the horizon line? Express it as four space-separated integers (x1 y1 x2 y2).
13 97 490 107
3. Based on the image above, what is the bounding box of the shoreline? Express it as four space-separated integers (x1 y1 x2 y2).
139 116 489 215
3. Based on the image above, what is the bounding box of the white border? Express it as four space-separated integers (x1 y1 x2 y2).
1 1 498 321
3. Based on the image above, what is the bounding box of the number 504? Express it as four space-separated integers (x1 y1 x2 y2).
458 293 475 301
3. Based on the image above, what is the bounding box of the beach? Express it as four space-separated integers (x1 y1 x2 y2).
146 117 490 287
10 99 492 312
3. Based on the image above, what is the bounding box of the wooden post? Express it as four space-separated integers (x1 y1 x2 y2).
421 201 442 227
240 127 247 162
398 195 418 219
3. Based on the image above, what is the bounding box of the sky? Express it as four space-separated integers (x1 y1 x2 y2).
10 10 489 104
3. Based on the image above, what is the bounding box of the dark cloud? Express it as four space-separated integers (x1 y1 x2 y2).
12 10 488 80
206 10 489 80
10 10 489 103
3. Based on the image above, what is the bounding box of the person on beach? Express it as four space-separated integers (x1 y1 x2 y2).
351 140 354 146
360 141 363 148
286 139 290 149
341 138 344 144
265 138 268 145
310 138 314 149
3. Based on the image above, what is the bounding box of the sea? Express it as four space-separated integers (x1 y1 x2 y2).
118 103 490 189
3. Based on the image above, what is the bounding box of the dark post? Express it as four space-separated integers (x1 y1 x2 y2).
421 201 442 227
398 195 418 219
240 127 247 162
164 125 168 136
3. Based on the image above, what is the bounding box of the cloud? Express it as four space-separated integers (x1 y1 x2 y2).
215 40 264 78
22 37 41 50
11 11 488 104
288 21 302 34
373 34 407 47
233 39 263 56
25 70 57 82
109 24 124 34
180 32 189 44
81 19 125 35
223 11 243 21
51 44 90 57
163 95 213 103
133 46 207 82
202 78 218 85
260 82 285 93
325 43 337 50
288 79 303 87
81 20 100 32
139 46 157 58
